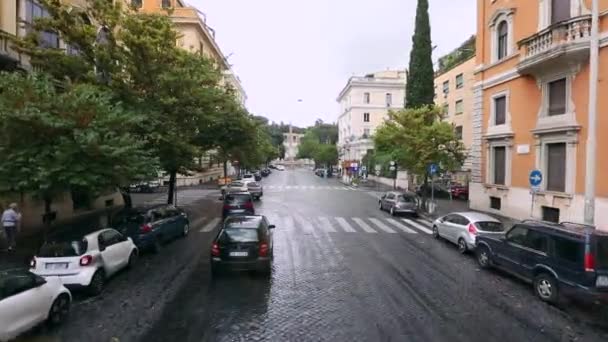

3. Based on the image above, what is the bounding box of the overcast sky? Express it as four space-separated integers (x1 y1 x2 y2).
188 0 476 127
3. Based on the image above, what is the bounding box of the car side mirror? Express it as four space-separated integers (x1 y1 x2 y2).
268 225 276 229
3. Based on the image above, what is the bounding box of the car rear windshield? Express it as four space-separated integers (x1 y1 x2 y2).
225 194 251 204
397 195 416 203
38 240 88 257
475 221 504 232
248 182 260 187
219 228 259 243
596 236 608 269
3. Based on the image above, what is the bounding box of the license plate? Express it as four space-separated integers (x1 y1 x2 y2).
230 251 248 257
597 275 608 287
232 209 245 213
46 263 68 270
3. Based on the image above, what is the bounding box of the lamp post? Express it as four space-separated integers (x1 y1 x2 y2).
584 0 599 225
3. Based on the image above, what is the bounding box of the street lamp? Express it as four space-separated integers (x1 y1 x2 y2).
584 0 599 225
389 161 397 189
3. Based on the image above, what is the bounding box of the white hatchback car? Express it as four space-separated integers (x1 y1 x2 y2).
0 269 71 342
31 228 138 295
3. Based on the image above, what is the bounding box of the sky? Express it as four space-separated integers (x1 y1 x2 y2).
188 0 477 127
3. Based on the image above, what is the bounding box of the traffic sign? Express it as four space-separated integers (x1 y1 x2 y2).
390 161 396 166
375 170 381 176
428 163 438 175
529 169 542 191
374 165 381 171
362 166 367 171
389 166 396 171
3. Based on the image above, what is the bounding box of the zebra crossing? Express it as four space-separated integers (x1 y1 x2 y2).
264 185 357 191
194 214 434 236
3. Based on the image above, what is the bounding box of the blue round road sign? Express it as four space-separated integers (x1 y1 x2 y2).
529 169 543 187
428 163 438 175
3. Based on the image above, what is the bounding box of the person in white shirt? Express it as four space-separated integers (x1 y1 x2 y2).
1 203 21 251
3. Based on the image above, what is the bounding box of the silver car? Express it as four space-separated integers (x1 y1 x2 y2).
378 191 419 216
246 181 263 200
432 212 504 253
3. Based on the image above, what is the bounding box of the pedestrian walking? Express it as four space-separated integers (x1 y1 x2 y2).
2 203 21 251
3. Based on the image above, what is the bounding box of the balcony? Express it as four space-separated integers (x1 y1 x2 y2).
0 30 22 70
517 15 591 75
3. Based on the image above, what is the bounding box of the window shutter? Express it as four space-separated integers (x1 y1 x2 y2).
548 78 567 116
493 146 506 185
494 96 506 125
547 143 566 192
551 0 571 24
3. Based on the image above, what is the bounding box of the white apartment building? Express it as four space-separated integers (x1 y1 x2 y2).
336 70 406 162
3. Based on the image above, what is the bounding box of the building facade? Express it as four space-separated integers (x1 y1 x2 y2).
434 57 476 183
283 128 304 161
336 70 406 163
471 0 608 226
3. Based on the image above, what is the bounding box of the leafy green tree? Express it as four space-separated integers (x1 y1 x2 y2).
297 124 339 169
374 106 466 206
405 0 435 108
0 72 157 227
313 144 338 169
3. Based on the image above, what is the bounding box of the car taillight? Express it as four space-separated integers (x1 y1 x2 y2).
30 258 36 268
80 255 93 266
259 242 269 257
244 202 254 210
211 243 220 257
223 204 232 210
584 251 595 272
140 223 152 233
468 224 478 235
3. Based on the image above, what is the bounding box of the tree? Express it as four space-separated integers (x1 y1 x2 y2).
0 72 157 229
297 124 339 168
374 106 466 207
405 0 435 108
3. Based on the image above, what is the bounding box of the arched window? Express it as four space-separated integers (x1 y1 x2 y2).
497 21 508 60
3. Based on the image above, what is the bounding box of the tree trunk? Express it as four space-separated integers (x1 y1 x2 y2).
167 170 177 205
223 160 228 179
421 173 429 211
41 194 54 243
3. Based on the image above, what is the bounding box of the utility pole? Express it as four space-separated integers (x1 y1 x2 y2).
584 0 599 225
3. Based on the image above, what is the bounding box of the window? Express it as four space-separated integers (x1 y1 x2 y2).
490 197 501 210
455 74 464 89
494 96 506 125
131 0 142 8
455 126 463 140
364 92 370 104
38 239 88 257
25 0 59 48
0 273 37 300
493 146 506 185
524 230 549 253
551 0 571 25
162 0 172 8
497 21 508 60
386 193 396 200
71 188 92 210
455 100 464 115
386 93 392 107
554 236 583 264
220 228 259 243
442 103 449 116
548 78 566 116
506 226 528 245
442 80 449 94
363 128 370 137
542 206 560 223
546 143 566 192
363 112 370 122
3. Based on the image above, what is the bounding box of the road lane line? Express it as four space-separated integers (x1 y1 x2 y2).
385 218 417 234
293 214 314 232
368 218 397 233
316 216 337 232
352 218 378 233
402 219 433 234
285 185 292 189
199 217 221 233
335 217 357 232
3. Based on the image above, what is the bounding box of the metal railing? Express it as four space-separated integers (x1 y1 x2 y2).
0 30 22 63
518 15 592 59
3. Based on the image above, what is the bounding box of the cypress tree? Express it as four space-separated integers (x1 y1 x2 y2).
405 0 435 109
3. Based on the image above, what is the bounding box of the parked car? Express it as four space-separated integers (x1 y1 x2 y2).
210 215 275 275
378 191 419 217
113 205 190 253
221 181 248 196
415 183 450 198
253 171 262 181
30 228 138 295
450 184 469 200
275 165 285 171
476 220 608 304
432 212 504 253
242 174 255 181
222 192 255 219
0 269 72 341
129 180 161 193
261 169 271 177
247 181 264 200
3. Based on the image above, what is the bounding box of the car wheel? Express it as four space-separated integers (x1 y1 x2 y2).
534 273 559 304
378 201 383 211
432 225 440 239
457 238 468 254
182 223 190 237
476 246 492 269
47 294 70 326
127 250 138 269
390 206 396 216
88 270 105 296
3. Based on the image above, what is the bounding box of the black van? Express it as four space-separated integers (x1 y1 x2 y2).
476 220 608 303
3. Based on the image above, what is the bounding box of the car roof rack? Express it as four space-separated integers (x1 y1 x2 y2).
521 219 594 236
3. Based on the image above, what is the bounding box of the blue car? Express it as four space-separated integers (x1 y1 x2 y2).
113 205 190 253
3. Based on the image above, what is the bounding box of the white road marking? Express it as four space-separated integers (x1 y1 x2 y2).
416 219 433 227
368 218 397 233
385 218 417 234
352 218 378 233
293 214 314 232
402 219 433 234
336 217 357 232
316 216 337 232
199 217 221 233
283 215 296 230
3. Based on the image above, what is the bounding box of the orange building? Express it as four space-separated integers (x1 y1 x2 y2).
471 0 608 227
